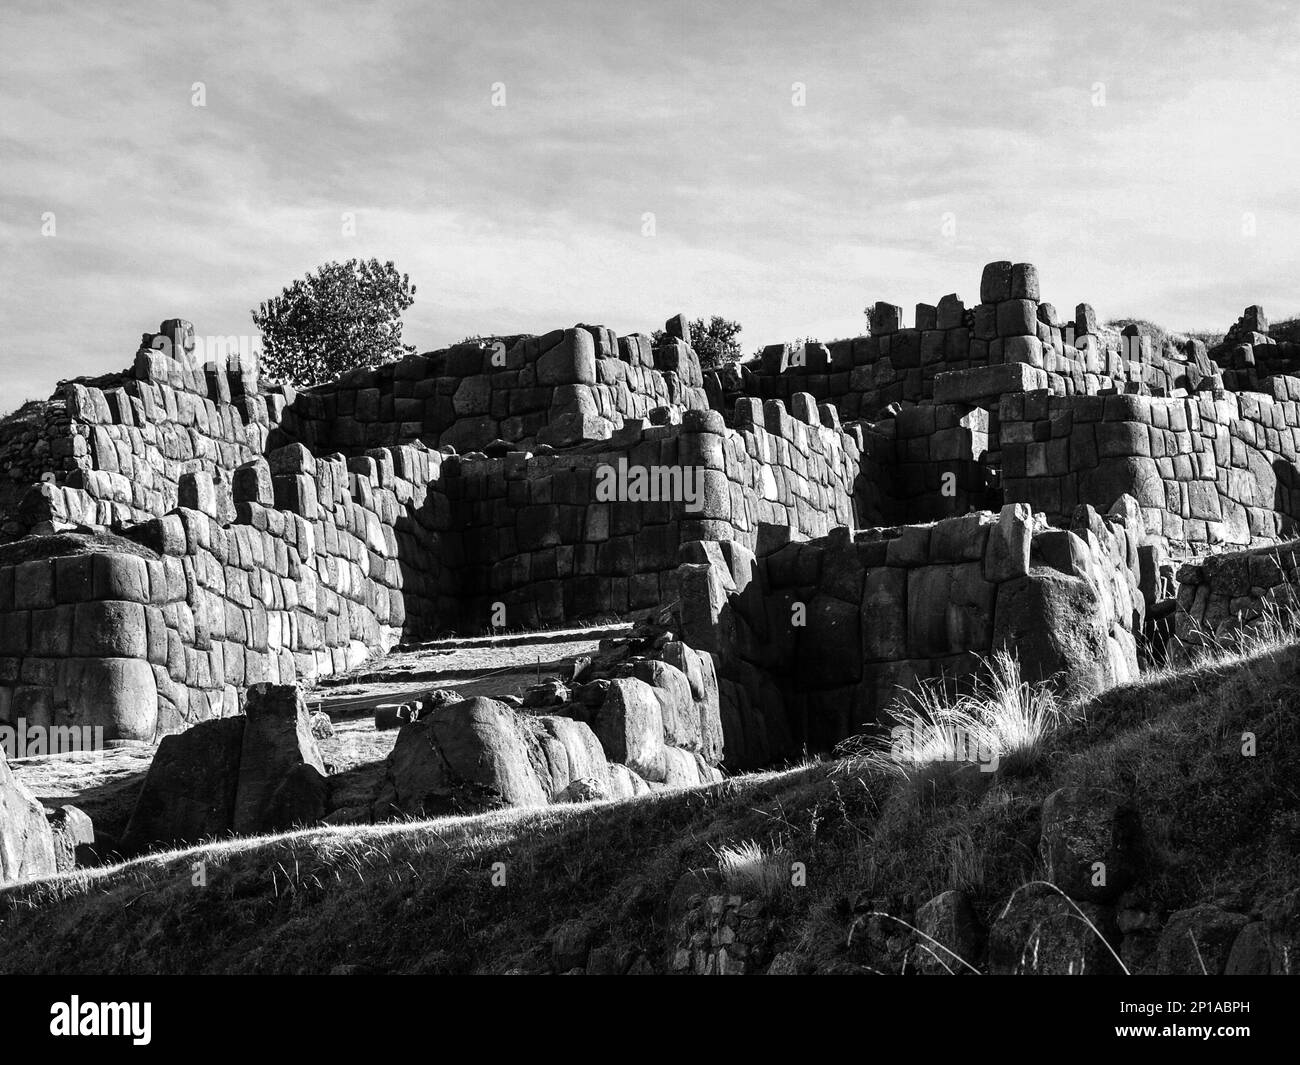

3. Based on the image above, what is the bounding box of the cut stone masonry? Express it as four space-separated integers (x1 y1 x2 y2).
3 260 1300 786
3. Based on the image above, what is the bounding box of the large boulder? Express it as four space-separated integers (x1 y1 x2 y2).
48 805 95 873
1038 787 1141 904
0 748 57 885
606 762 652 800
261 763 330 833
988 884 1122 975
1155 905 1250 975
592 678 666 783
373 697 550 818
120 716 246 854
233 684 327 835
992 570 1115 696
632 659 701 753
533 715 611 798
914 890 985 975
658 641 724 766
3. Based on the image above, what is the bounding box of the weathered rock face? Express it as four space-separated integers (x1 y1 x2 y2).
121 684 328 853
120 716 246 854
0 747 57 885
992 570 1114 696
232 683 326 835
47 805 95 873
592 678 667 783
1155 905 1251 975
914 890 985 975
988 884 1122 975
1038 787 1141 904
374 697 552 818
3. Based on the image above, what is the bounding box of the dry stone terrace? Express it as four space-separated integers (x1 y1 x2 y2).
5 259 1300 879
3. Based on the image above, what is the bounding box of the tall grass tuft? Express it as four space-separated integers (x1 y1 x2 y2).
712 839 792 899
839 651 1063 778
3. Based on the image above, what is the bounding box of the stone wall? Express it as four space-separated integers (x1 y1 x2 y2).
854 402 997 525
675 499 1146 762
0 437 453 740
1174 539 1300 647
1000 385 1300 550
730 261 1219 431
273 323 710 456
0 400 68 539
1 333 292 541
0 382 864 737
440 402 862 631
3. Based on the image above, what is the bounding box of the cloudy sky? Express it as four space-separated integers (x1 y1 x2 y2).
2 0 1299 406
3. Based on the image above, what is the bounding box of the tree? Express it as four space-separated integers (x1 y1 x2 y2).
652 316 743 373
251 258 416 388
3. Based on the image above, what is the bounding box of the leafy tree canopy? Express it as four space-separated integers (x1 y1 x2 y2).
251 258 416 389
652 316 744 373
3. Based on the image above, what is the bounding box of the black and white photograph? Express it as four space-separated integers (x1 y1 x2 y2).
0 0 1294 1043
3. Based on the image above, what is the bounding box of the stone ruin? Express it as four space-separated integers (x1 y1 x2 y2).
4 262 1300 873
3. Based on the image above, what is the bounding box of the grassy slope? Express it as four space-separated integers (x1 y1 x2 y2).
3 642 1300 974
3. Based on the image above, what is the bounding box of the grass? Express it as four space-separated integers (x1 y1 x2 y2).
1269 316 1300 345
839 651 1063 779
4 640 1300 974
712 839 793 900
1107 317 1233 355
1164 591 1300 674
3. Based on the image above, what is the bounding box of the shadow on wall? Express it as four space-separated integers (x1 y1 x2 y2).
1273 458 1300 542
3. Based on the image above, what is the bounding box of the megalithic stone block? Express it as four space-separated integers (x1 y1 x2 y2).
1011 263 1040 300
1075 303 1098 336
665 314 690 341
734 396 766 431
869 302 903 335
537 328 597 385
997 300 1039 338
178 471 217 517
936 293 966 329
119 716 246 854
0 747 58 885
232 683 326 835
760 343 792 376
984 503 1033 582
1242 305 1268 334
980 261 1013 303
932 363 1048 404
157 319 196 357
233 458 274 507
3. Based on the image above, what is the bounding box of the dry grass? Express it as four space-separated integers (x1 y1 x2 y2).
840 651 1063 778
712 839 792 899
1164 592 1300 675
6 641 1300 974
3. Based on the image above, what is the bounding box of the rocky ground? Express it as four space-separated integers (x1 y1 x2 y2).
9 624 625 849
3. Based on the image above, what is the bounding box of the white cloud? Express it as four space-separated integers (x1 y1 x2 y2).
2 0 1299 405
